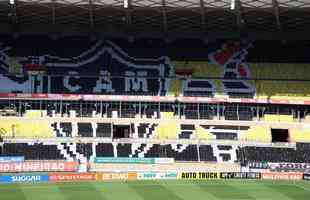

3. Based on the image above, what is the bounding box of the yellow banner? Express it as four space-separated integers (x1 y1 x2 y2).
178 172 220 180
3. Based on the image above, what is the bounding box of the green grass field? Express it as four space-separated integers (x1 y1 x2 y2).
0 180 310 200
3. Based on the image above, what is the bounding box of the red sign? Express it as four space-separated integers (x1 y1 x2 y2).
48 173 96 182
261 172 303 180
0 161 79 173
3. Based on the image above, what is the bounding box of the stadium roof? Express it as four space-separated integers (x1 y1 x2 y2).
1 0 310 39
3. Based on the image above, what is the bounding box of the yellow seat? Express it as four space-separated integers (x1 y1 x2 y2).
0 119 54 138
161 112 174 119
250 63 310 100
289 128 310 143
240 126 271 143
25 110 42 118
250 63 310 80
195 125 213 140
264 114 293 122
172 61 310 100
255 80 310 100
154 122 179 139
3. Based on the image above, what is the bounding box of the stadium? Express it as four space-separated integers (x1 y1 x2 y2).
0 0 310 199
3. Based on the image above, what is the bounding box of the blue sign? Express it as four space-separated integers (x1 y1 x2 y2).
138 172 178 180
0 174 48 183
0 156 24 163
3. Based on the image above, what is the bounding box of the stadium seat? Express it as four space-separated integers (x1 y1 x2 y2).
289 128 310 143
161 112 175 119
179 124 195 139
96 143 114 157
0 119 54 138
154 122 179 139
3 141 310 164
241 143 310 163
25 110 42 118
135 123 157 138
199 145 217 162
1 143 64 160
77 123 93 137
195 125 213 140
250 63 310 81
264 114 294 122
96 123 112 137
305 115 310 123
240 126 272 143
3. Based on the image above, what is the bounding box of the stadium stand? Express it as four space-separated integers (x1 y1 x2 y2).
3 141 310 165
0 36 310 172
241 143 310 163
264 114 294 123
77 123 93 137
0 142 238 163
96 123 112 138
0 37 310 101
289 128 310 143
3 118 310 145
195 125 213 140
1 143 64 160
235 126 271 143
0 119 54 138
1 3 310 198
154 122 179 140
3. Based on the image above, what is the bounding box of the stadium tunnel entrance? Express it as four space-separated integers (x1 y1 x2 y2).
271 129 289 143
113 124 131 139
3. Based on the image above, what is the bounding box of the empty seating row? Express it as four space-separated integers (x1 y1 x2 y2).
241 143 310 163
0 142 239 163
2 142 310 164
2 120 310 143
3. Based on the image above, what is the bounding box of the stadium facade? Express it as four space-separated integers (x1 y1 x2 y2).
0 0 310 180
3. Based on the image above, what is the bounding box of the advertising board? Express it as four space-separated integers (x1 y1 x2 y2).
303 173 310 181
48 173 97 182
100 172 137 181
178 172 220 180
127 172 138 180
0 156 24 163
95 157 154 164
154 158 175 164
220 172 261 179
269 163 310 172
248 162 269 169
249 162 310 172
94 157 174 164
137 172 178 180
0 161 79 172
0 174 48 183
261 172 303 180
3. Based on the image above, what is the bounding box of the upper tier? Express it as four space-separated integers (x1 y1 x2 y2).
1 37 310 101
